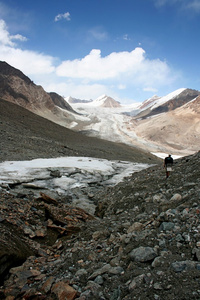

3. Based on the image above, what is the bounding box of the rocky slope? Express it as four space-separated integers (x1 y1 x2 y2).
0 149 200 299
0 61 79 127
0 98 158 164
133 96 200 155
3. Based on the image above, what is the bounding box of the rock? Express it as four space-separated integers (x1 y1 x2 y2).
127 222 144 233
154 282 163 290
41 276 55 293
129 274 145 290
129 247 157 262
51 281 77 300
0 224 33 284
84 281 101 297
75 268 88 277
170 193 182 202
152 256 166 268
89 264 124 279
176 233 184 242
182 232 191 242
50 169 61 178
92 230 109 240
171 260 196 273
94 275 104 285
23 226 36 238
159 222 175 231
153 194 166 203
193 248 200 261
110 286 121 300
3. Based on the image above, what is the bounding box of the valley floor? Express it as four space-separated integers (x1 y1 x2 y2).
69 104 197 158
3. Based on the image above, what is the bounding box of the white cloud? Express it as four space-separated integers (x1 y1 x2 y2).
44 81 112 100
186 0 200 12
0 19 55 75
54 48 178 101
10 34 28 42
0 19 27 46
0 19 14 46
118 84 126 90
54 12 71 22
143 87 158 93
154 0 182 7
0 18 179 102
56 48 145 80
123 34 131 41
88 27 108 41
154 0 200 13
154 0 170 7
56 48 173 88
0 45 55 75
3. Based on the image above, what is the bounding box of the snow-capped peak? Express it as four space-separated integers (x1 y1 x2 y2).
92 95 121 108
93 94 108 103
139 95 161 110
150 88 186 110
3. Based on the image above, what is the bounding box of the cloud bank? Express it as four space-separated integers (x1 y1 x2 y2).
0 18 179 102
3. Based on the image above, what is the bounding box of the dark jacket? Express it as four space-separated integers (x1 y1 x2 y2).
164 156 173 166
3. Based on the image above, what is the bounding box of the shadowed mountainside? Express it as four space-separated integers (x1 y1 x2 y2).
0 61 79 127
0 98 160 164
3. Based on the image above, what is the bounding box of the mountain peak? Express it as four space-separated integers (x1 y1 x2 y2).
135 88 200 119
0 61 33 85
93 95 121 108
0 60 75 122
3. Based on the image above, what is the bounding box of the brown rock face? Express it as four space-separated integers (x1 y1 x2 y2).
136 88 200 120
51 282 77 300
0 61 75 126
0 222 34 285
0 61 53 112
101 96 121 108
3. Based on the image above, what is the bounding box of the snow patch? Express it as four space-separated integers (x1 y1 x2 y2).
0 156 153 187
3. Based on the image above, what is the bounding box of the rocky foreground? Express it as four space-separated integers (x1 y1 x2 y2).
0 151 200 299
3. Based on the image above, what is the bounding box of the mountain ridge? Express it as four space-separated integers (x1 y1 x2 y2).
134 88 200 119
0 61 78 127
1 60 200 157
67 94 121 108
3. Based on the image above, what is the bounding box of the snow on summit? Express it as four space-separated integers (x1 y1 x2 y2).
150 88 186 110
91 95 121 108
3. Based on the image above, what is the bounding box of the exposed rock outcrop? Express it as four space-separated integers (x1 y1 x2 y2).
0 61 77 127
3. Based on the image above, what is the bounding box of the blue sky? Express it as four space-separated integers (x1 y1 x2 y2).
0 0 200 104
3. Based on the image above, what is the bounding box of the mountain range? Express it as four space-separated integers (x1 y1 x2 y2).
132 89 200 156
0 60 199 158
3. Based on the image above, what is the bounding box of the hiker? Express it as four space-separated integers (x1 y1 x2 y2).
164 154 173 178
